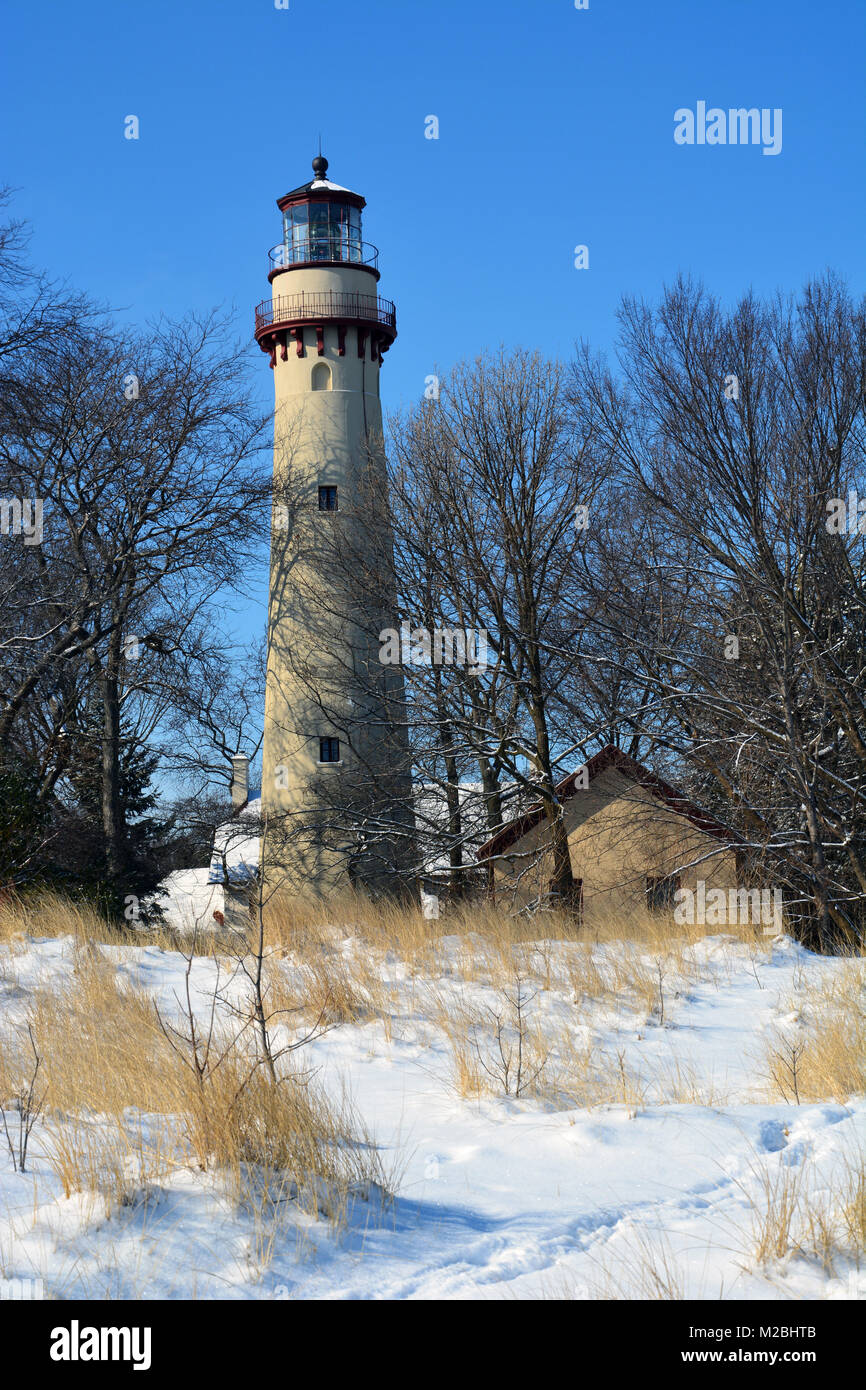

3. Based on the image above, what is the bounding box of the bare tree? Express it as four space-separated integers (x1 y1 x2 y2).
0 295 270 906
570 272 866 947
384 348 611 905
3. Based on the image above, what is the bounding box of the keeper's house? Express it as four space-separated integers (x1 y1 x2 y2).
476 746 756 929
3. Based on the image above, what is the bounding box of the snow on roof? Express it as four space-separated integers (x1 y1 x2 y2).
412 780 523 877
208 797 262 885
309 178 353 193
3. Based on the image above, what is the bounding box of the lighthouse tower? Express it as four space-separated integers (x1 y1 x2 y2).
254 156 414 895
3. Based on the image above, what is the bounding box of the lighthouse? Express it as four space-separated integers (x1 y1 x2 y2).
254 156 415 895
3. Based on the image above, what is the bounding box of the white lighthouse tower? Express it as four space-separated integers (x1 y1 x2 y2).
254 156 414 896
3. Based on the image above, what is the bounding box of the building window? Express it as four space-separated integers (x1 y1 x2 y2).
319 737 340 764
646 875 680 912
311 361 332 391
282 200 363 265
318 485 338 511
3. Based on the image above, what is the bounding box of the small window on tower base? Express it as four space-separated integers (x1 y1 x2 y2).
318 485 338 511
319 737 340 764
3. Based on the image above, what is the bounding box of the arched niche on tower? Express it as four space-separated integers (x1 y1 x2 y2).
311 361 332 391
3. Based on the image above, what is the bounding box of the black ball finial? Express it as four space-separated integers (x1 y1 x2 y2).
312 154 329 180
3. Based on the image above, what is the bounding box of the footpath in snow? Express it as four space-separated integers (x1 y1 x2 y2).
0 927 863 1300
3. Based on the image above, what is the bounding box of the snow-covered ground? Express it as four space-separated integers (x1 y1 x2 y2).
0 920 863 1301
155 868 224 933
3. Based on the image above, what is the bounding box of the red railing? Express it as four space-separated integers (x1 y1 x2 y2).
255 291 396 336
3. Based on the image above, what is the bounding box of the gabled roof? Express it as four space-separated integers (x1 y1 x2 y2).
475 745 740 860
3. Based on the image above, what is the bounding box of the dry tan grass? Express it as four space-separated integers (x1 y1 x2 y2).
2 884 772 1006
254 886 774 1112
42 1114 177 1213
428 980 691 1110
0 889 179 951
597 1234 690 1300
263 887 434 962
558 1037 651 1111
841 1152 866 1254
425 976 554 1100
0 891 103 947
24 948 177 1120
653 1057 729 1107
302 952 386 1028
564 941 685 1029
5 887 852 1165
574 892 771 953
747 1160 807 1263
765 964 866 1104
263 942 393 1040
736 1144 866 1276
429 994 488 1098
176 1054 390 1220
262 886 585 970
1 884 862 1289
36 1049 388 1234
0 921 392 1237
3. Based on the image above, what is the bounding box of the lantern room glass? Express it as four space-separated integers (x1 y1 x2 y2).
281 202 363 265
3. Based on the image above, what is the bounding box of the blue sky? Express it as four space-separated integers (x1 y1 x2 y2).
5 0 864 398
4 0 865 679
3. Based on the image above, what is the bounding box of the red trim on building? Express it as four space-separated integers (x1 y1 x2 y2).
475 746 741 862
253 294 396 359
337 325 346 357
276 188 366 215
315 325 325 356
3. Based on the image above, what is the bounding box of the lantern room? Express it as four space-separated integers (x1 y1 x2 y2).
268 155 379 278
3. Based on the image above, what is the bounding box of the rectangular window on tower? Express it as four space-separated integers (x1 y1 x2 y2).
318 485 338 511
319 737 341 764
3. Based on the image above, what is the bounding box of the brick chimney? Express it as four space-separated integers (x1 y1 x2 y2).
230 753 249 811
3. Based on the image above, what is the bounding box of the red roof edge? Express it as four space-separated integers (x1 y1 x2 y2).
475 745 740 860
